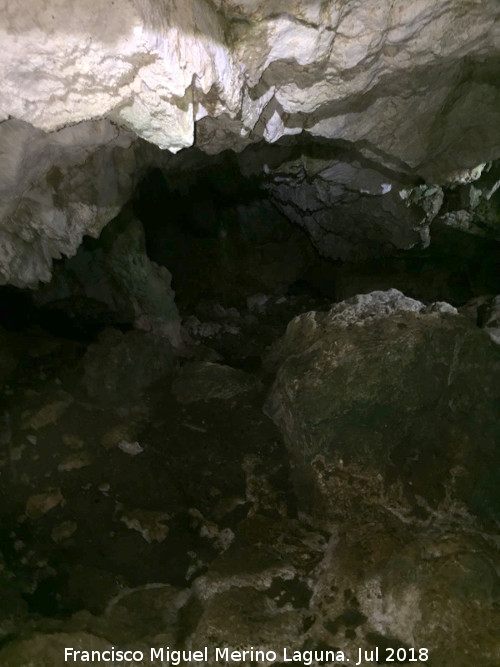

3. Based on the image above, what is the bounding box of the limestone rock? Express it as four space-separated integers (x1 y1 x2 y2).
22 395 73 431
483 295 500 344
120 510 169 543
187 586 304 659
34 214 180 337
265 157 440 260
0 0 499 286
309 523 500 667
117 440 144 456
25 489 64 519
460 294 500 345
172 361 261 403
100 423 141 450
1 0 499 176
103 584 185 645
82 328 175 404
184 512 500 666
0 119 139 288
265 289 500 521
51 521 78 543
57 452 93 472
0 632 112 667
436 161 500 239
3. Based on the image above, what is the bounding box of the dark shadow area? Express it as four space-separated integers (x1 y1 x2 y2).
132 160 500 312
132 164 314 310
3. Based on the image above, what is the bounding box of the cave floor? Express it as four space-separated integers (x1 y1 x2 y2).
0 292 499 666
0 293 327 620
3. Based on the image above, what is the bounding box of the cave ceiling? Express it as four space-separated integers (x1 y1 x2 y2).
0 0 499 286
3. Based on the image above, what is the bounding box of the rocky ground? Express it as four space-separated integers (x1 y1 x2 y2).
0 280 499 666
0 177 499 665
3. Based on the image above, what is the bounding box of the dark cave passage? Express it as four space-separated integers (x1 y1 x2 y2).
2 152 500 343
132 159 500 313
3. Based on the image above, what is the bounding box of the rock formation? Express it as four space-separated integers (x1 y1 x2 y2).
1 0 499 286
265 289 500 522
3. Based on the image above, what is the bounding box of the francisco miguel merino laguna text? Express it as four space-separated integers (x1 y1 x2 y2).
65 645 430 664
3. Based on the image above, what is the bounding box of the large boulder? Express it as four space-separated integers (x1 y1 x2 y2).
265 289 500 522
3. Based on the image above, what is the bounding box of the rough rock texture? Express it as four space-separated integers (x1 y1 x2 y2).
460 294 500 345
1 0 500 285
436 161 500 238
2 0 498 172
82 328 175 404
0 286 499 665
172 361 261 403
33 213 180 336
1 517 498 667
0 119 140 287
264 153 442 260
0 633 113 667
265 289 500 522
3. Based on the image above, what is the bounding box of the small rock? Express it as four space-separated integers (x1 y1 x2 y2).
120 510 169 543
57 452 93 472
62 434 84 450
118 440 144 456
26 435 37 445
51 520 77 543
101 424 138 449
10 446 24 461
23 396 72 431
188 508 234 552
25 489 64 519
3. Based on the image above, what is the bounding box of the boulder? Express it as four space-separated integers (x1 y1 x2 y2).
172 361 261 404
265 289 500 521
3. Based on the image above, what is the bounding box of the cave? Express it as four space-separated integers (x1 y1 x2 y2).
0 1 500 665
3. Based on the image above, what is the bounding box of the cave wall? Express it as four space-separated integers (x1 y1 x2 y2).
0 0 499 287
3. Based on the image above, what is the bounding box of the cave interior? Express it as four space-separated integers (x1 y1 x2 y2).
1 1 500 663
